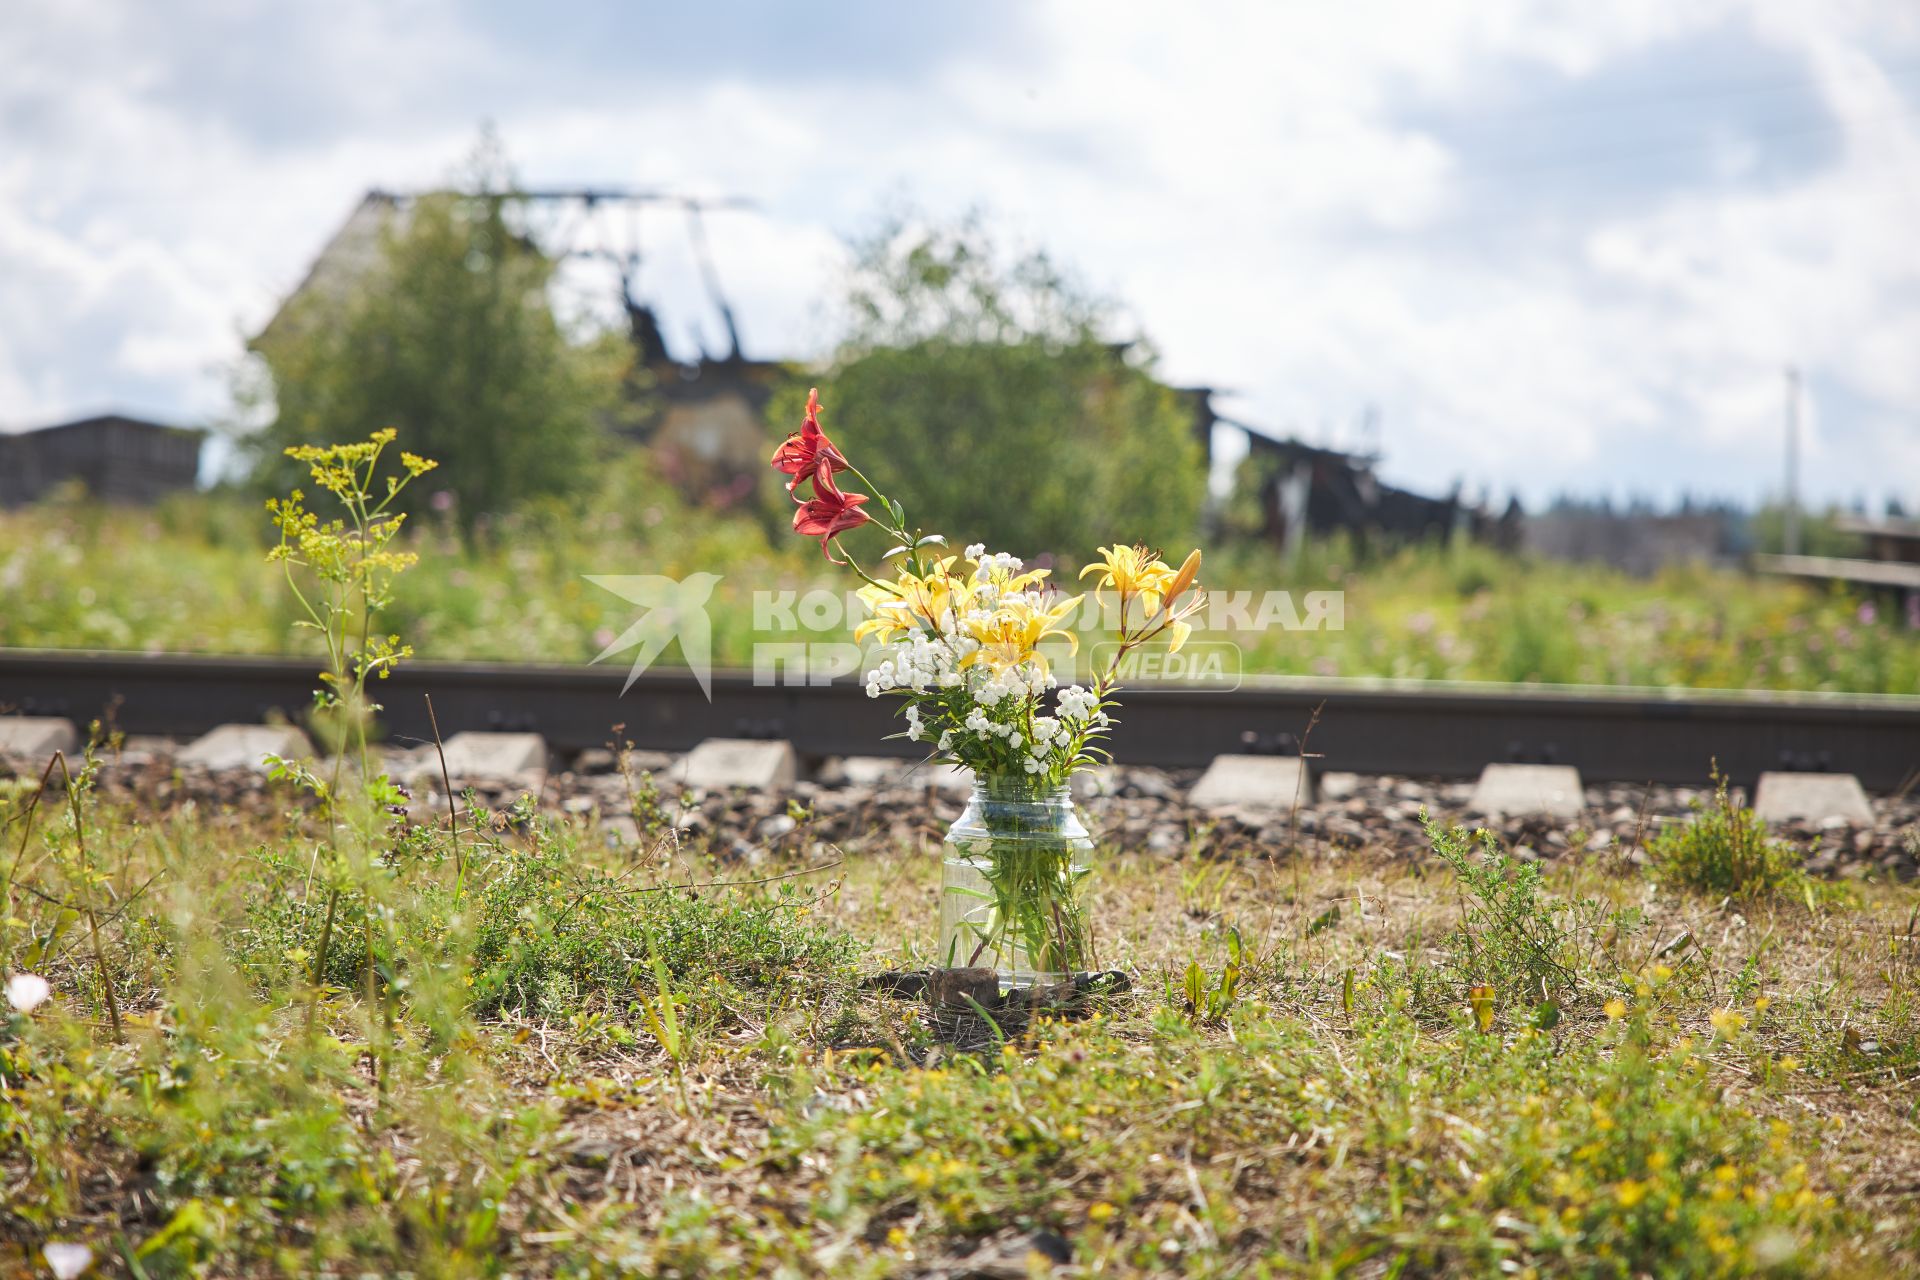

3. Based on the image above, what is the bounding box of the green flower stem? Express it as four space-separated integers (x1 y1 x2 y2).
960 839 1090 978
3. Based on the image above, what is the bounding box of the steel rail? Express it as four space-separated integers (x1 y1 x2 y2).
0 648 1915 790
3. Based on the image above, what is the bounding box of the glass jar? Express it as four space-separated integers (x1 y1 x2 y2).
937 776 1095 989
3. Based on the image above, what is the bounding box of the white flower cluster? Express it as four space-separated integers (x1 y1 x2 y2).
1056 685 1101 720
956 705 1032 769
990 689 1107 775
973 662 1054 707
864 631 968 698
971 549 1024 579
1021 716 1076 773
1015 686 1110 772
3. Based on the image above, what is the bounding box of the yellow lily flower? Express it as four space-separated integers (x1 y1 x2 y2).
1079 544 1177 616
852 585 915 644
853 560 975 643
967 553 1052 598
959 594 1083 673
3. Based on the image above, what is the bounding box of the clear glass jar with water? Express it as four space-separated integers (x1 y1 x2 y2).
937 776 1095 989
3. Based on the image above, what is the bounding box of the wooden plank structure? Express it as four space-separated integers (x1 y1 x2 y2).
1755 514 1920 600
1832 515 1920 565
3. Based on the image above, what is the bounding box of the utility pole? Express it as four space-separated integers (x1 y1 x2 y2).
1783 366 1801 557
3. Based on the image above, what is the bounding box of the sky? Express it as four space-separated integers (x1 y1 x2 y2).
3 0 1918 511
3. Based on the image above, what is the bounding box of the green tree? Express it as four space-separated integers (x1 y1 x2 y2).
791 218 1206 558
245 186 619 537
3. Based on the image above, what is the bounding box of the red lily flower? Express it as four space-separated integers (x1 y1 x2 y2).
770 387 848 495
792 468 871 560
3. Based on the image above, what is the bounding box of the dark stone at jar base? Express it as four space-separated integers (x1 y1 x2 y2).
916 965 1132 1050
926 966 1009 1050
927 966 1002 1012
861 968 929 997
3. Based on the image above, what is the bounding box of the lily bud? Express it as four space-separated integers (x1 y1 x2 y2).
1167 548 1202 601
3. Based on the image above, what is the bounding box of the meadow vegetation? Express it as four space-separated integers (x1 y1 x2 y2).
4 480 1916 695
3 751 1918 1276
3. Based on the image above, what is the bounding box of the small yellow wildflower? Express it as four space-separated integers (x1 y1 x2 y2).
1088 1202 1116 1224
1709 1008 1748 1035
1604 998 1628 1021
1468 984 1497 1033
1753 994 1771 1012
1615 1179 1648 1208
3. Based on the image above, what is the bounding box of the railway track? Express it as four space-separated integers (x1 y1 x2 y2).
0 648 1915 790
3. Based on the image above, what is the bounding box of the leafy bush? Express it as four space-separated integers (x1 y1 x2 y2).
456 828 861 1020
245 180 621 537
227 816 860 1026
1647 770 1818 900
1427 818 1634 1010
802 217 1207 557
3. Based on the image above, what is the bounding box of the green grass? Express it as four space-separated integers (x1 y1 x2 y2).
3 478 1917 694
4 753 1919 1276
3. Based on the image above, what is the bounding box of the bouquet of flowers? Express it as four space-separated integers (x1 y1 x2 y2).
773 389 1205 986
